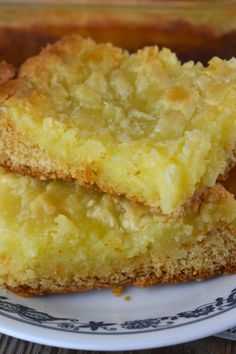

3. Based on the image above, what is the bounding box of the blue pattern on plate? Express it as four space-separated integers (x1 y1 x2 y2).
0 287 235 335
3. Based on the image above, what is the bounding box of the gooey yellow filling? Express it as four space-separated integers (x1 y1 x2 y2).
0 166 235 288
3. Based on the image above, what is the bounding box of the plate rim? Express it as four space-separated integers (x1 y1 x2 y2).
0 308 235 351
0 278 235 351
0 287 235 335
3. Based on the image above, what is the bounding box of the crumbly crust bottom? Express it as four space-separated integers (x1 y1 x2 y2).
8 263 236 297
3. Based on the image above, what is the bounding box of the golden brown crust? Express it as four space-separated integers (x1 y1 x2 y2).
0 121 73 181
9 263 236 297
0 61 15 84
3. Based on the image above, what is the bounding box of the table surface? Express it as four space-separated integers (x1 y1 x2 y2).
0 334 235 354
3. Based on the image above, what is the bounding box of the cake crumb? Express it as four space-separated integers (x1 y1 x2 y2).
124 295 131 302
112 287 124 297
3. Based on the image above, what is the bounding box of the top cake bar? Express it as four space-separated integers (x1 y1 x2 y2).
0 35 236 215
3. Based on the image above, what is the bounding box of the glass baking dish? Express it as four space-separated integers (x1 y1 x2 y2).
0 0 235 67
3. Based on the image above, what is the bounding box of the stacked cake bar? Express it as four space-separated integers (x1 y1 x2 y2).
0 36 235 296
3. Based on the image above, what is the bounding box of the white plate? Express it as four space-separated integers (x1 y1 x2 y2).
0 275 235 351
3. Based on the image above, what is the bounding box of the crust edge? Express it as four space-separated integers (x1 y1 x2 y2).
8 263 236 297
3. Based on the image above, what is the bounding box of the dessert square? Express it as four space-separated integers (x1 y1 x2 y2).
1 36 236 214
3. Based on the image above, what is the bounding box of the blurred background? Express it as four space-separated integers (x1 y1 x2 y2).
0 0 235 67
